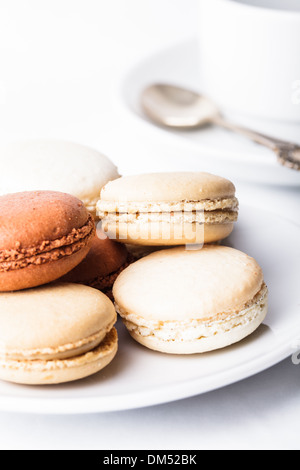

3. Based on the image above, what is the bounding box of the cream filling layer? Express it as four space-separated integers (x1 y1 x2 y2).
100 210 238 225
81 195 98 213
0 328 118 372
117 284 268 343
97 197 239 215
0 316 116 361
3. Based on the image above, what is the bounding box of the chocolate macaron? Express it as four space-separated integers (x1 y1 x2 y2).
61 231 132 299
0 191 95 292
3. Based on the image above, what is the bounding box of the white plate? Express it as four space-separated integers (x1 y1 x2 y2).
116 38 300 187
0 205 299 414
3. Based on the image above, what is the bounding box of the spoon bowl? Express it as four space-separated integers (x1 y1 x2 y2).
141 84 220 128
141 83 300 172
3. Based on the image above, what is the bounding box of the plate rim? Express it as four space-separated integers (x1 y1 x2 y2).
0 340 295 415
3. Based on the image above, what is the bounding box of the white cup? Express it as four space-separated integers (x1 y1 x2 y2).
197 0 300 122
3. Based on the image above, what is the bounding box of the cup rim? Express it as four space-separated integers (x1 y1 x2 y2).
218 0 300 18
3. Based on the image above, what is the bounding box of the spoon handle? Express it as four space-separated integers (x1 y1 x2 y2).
212 115 286 152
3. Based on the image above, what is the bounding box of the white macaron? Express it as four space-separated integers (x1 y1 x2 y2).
0 140 119 217
113 245 268 354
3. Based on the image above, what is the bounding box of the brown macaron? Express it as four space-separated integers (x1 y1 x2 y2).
0 191 95 292
60 231 132 299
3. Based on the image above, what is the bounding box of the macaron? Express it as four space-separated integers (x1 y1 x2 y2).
0 283 118 384
113 245 268 354
0 140 119 217
97 172 238 246
0 191 95 292
60 231 132 299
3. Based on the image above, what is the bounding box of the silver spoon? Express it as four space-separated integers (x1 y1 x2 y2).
141 83 300 172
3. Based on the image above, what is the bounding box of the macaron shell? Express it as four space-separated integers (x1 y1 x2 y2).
113 246 264 322
103 221 234 246
100 172 236 203
0 328 118 385
61 233 129 283
0 191 90 251
0 283 116 354
0 140 120 216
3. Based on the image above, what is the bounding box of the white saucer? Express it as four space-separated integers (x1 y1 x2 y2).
0 205 299 414
116 38 300 187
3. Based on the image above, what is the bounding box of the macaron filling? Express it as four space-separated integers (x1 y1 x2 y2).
98 198 238 245
97 197 239 215
0 327 118 373
97 198 238 240
116 283 268 344
82 195 102 215
101 209 238 225
0 316 116 361
0 214 95 272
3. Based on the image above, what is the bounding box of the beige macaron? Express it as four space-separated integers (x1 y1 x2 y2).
0 283 118 384
97 172 238 246
113 245 268 354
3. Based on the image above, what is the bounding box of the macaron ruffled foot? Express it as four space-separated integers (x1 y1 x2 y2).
0 284 118 385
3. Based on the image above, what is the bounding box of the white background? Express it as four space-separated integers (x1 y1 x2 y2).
0 0 299 450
